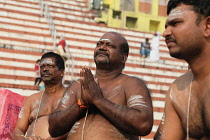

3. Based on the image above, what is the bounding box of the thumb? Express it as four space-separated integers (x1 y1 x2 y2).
94 78 99 85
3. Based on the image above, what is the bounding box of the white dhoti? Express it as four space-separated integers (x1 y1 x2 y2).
150 48 159 61
150 34 160 62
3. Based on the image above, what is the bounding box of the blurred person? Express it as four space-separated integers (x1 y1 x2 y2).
34 59 42 86
55 35 68 61
150 32 160 62
140 38 150 58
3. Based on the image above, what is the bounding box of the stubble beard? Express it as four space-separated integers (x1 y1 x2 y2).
170 52 183 60
95 58 110 64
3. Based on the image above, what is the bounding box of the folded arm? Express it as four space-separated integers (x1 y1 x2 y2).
80 68 153 136
48 81 86 137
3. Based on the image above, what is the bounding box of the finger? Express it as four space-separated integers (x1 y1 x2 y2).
82 68 89 88
94 78 99 85
85 68 94 81
80 68 85 78
80 69 85 87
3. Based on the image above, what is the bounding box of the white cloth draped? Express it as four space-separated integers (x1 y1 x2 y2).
150 33 160 61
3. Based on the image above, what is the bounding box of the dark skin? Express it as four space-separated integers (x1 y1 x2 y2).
49 32 153 140
12 57 68 140
154 4 210 140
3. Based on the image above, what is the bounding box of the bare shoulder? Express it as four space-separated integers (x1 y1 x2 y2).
65 80 81 98
166 70 193 105
171 70 193 90
121 74 148 87
173 70 193 84
24 90 44 104
66 80 80 92
121 74 150 96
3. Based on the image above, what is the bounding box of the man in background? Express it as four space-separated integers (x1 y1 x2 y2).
150 32 160 62
140 38 150 58
13 52 68 140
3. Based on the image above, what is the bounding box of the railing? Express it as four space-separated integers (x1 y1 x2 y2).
40 0 57 49
66 45 75 82
38 0 75 83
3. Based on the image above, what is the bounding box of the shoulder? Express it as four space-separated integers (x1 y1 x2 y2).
66 80 81 93
23 91 43 106
122 74 146 82
68 80 80 88
27 90 43 98
121 74 148 88
172 70 193 86
121 75 151 101
168 70 193 100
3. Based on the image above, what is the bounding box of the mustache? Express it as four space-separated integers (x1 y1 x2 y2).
94 50 109 57
41 72 51 76
165 36 177 43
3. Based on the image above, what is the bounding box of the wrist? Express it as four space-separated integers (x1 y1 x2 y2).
77 99 88 109
92 97 105 106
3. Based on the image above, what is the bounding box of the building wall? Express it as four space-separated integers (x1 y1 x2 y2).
158 0 168 17
139 0 152 14
95 0 169 33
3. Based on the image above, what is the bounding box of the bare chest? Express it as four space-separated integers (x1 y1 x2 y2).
101 84 126 105
174 91 210 139
29 98 61 124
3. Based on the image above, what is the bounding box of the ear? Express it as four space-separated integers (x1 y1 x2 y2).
204 16 210 37
121 53 128 64
61 69 65 76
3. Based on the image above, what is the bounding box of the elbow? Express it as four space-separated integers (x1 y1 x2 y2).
49 124 64 138
140 123 153 136
136 117 153 136
48 114 71 138
48 127 58 138
48 116 61 137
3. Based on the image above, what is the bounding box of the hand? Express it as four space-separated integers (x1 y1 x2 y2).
80 67 103 104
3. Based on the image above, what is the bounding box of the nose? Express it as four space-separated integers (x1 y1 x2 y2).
99 43 107 50
41 66 49 71
162 26 172 38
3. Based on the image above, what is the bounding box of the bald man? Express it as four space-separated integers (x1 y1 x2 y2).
49 32 153 140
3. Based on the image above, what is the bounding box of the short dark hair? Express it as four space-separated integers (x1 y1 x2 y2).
36 59 41 63
41 52 65 70
167 0 210 24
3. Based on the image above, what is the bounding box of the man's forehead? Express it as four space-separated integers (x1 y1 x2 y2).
167 5 194 21
99 38 112 42
41 58 55 65
99 32 118 41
